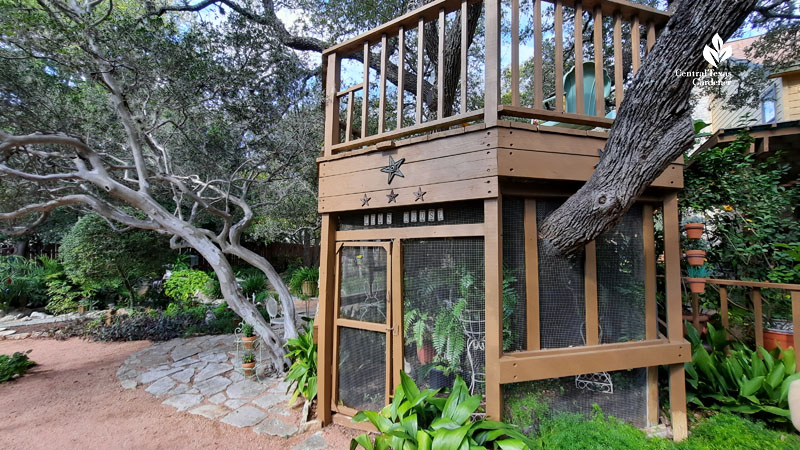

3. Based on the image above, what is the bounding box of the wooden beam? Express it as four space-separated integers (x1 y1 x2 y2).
664 192 688 442
574 1 584 115
720 287 729 339
585 241 599 345
533 0 543 109
511 0 520 107
317 214 336 425
484 0 500 126
593 6 604 117
524 199 540 350
613 13 623 111
704 279 800 291
484 198 503 419
691 293 700 333
643 204 658 426
460 0 468 114
753 288 764 349
646 21 656 53
345 91 354 142
498 105 614 128
631 15 641 73
335 223 484 241
379 34 388 134
416 17 424 125
392 239 403 390
362 42 370 139
397 27 405 130
498 340 689 383
437 8 445 119
324 53 341 156
554 0 564 113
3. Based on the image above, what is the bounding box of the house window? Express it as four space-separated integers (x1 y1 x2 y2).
762 87 776 123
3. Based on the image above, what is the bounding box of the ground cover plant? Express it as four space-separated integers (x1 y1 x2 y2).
0 350 36 383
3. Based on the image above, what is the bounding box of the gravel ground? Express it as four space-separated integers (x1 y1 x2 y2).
0 338 358 450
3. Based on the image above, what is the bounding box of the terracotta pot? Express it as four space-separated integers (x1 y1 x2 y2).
242 335 257 349
416 341 434 365
763 329 794 352
302 280 317 297
685 250 706 266
684 223 704 239
686 277 706 294
242 361 256 376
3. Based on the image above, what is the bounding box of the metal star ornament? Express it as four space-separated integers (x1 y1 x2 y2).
380 156 405 184
360 193 371 207
386 189 399 203
414 187 426 202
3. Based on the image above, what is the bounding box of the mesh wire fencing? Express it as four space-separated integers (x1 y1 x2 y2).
503 197 527 352
402 238 486 395
338 246 387 324
337 327 386 412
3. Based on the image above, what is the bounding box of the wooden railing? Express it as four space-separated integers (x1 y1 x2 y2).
322 0 671 156
686 278 800 351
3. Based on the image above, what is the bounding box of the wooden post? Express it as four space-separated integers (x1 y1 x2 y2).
720 287 729 339
362 42 370 139
437 8 445 119
460 0 468 114
585 241 599 345
397 27 405 130
379 34 388 134
317 214 337 425
524 199 540 350
416 17 424 124
793 291 800 356
533 0 543 109
753 288 763 349
631 15 641 74
593 6 604 117
613 13 623 111
554 0 564 113
643 204 658 426
574 1 584 115
511 0 520 107
484 0 500 127
664 193 688 441
691 293 700 333
323 53 340 157
484 198 502 420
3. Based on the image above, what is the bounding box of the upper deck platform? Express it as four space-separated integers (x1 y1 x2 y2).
319 0 678 213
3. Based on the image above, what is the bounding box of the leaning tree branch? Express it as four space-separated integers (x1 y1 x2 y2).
539 0 759 255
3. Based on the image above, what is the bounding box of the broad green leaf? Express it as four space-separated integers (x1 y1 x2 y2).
417 430 432 450
432 424 471 450
496 439 528 450
740 375 764 397
351 434 375 450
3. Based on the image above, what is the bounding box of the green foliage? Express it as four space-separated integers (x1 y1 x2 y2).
240 274 268 297
0 255 62 309
686 265 711 278
44 278 89 315
242 352 256 364
164 270 210 303
682 132 800 284
284 322 317 405
60 215 172 300
504 390 551 435
404 308 432 351
680 412 800 450
288 266 319 296
92 313 197 342
684 322 800 426
0 350 36 383
241 323 254 337
351 372 537 450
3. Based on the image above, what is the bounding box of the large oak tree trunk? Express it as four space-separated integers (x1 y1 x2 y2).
539 0 758 256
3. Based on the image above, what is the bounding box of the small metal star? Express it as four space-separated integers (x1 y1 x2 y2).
360 193 371 207
380 156 405 184
386 189 398 203
413 187 426 202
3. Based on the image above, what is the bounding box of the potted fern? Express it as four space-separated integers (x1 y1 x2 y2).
241 323 257 349
289 266 319 298
241 352 256 376
404 309 434 364
686 265 710 294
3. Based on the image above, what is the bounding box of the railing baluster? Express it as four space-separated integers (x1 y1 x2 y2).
511 0 520 107
632 15 641 74
416 17 424 125
484 0 500 126
460 0 468 114
554 0 564 113
574 2 584 116
397 27 405 130
437 8 445 119
323 53 340 156
593 6 603 117
646 22 656 53
613 13 623 111
345 91 354 142
720 287 729 339
362 42 370 138
691 293 701 334
378 34 388 134
753 288 764 348
533 0 543 109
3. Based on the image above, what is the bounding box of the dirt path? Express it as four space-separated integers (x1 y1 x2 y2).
0 338 356 450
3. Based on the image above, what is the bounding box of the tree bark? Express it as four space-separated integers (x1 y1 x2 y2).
539 0 758 256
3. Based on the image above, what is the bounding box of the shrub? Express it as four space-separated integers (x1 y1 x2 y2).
284 322 316 405
45 278 90 315
0 255 60 309
240 274 268 297
91 313 197 342
684 321 800 426
164 269 210 303
684 412 800 450
538 409 665 450
0 350 36 383
351 372 537 450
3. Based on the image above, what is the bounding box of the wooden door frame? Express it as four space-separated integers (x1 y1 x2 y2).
331 241 393 417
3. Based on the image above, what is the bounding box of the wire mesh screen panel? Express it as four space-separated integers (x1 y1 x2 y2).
537 200 585 348
338 246 387 324
402 238 485 395
337 327 386 412
503 197 527 352
502 368 649 436
337 200 484 230
596 204 646 343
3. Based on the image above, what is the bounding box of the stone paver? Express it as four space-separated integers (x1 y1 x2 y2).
253 418 298 438
220 406 268 428
117 330 326 446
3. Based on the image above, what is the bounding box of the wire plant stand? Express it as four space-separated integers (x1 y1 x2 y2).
234 323 269 382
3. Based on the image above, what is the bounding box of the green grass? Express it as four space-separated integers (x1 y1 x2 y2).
537 411 800 450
